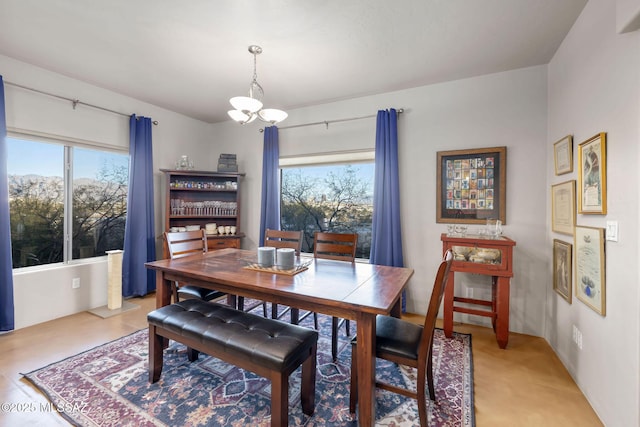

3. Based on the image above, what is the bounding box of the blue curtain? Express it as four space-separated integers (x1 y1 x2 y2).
370 108 405 311
122 115 156 297
258 126 280 246
0 76 15 331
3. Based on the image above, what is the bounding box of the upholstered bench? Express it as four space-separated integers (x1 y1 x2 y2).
147 299 318 427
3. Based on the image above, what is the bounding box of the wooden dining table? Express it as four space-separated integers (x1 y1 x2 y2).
145 248 414 427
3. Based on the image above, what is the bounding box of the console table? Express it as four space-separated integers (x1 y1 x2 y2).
441 233 516 349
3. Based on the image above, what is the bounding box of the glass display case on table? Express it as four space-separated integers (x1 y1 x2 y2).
441 232 516 349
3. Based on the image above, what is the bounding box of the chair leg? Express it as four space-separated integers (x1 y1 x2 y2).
301 344 317 415
349 341 358 413
262 302 268 318
417 364 428 427
237 296 245 311
271 303 279 319
344 319 350 336
313 312 319 330
187 347 199 362
331 316 339 360
427 349 436 400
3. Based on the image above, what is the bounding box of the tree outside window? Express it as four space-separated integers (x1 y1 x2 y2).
280 163 374 258
7 137 129 268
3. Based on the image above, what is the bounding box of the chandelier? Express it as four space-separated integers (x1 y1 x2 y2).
227 45 288 125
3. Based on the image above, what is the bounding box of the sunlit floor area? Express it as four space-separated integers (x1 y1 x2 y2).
1 294 602 426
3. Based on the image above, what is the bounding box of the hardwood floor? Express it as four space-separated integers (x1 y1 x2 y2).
0 294 602 426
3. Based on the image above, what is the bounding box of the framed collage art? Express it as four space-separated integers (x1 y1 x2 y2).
436 146 506 224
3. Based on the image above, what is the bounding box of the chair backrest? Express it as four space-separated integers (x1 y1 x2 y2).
264 229 303 255
417 249 454 362
164 229 208 259
313 231 358 262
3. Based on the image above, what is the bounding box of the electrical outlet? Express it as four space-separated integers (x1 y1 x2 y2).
572 325 583 350
577 329 583 350
72 278 80 289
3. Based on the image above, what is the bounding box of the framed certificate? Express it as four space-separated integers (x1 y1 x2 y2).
574 225 605 315
578 133 606 214
553 135 573 175
551 180 575 235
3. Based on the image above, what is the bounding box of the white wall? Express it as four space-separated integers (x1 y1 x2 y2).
547 1 640 426
4 3 638 422
212 65 549 337
1 54 216 328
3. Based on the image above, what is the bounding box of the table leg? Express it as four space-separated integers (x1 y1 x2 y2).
156 271 171 308
155 272 171 349
495 277 510 349
356 313 376 426
443 270 455 338
390 298 402 318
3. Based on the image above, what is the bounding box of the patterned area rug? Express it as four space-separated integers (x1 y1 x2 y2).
24 304 474 426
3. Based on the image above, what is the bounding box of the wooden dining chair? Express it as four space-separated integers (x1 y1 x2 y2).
261 229 320 328
349 250 454 427
164 230 227 303
313 231 358 360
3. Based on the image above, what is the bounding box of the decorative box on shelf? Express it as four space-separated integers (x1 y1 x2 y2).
217 153 238 172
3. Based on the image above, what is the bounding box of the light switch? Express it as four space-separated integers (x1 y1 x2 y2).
606 221 618 242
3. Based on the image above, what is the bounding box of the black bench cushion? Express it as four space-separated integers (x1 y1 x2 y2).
148 299 318 372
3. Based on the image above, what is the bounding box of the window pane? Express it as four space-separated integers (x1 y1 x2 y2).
72 147 129 259
7 138 64 267
281 163 374 259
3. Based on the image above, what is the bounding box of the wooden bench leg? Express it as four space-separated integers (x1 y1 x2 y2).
301 344 317 416
149 325 164 383
270 371 288 427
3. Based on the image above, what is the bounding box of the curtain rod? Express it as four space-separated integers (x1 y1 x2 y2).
258 108 403 133
4 81 158 125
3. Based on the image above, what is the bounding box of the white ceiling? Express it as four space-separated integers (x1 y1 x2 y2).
0 0 587 124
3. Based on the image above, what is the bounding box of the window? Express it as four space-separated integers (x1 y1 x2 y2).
280 161 374 259
7 137 129 268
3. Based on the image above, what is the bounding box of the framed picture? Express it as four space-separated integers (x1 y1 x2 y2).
553 135 573 175
436 146 507 224
578 133 607 214
553 239 572 303
574 225 606 316
551 180 576 235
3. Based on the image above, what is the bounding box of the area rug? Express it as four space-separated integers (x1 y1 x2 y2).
23 305 474 426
